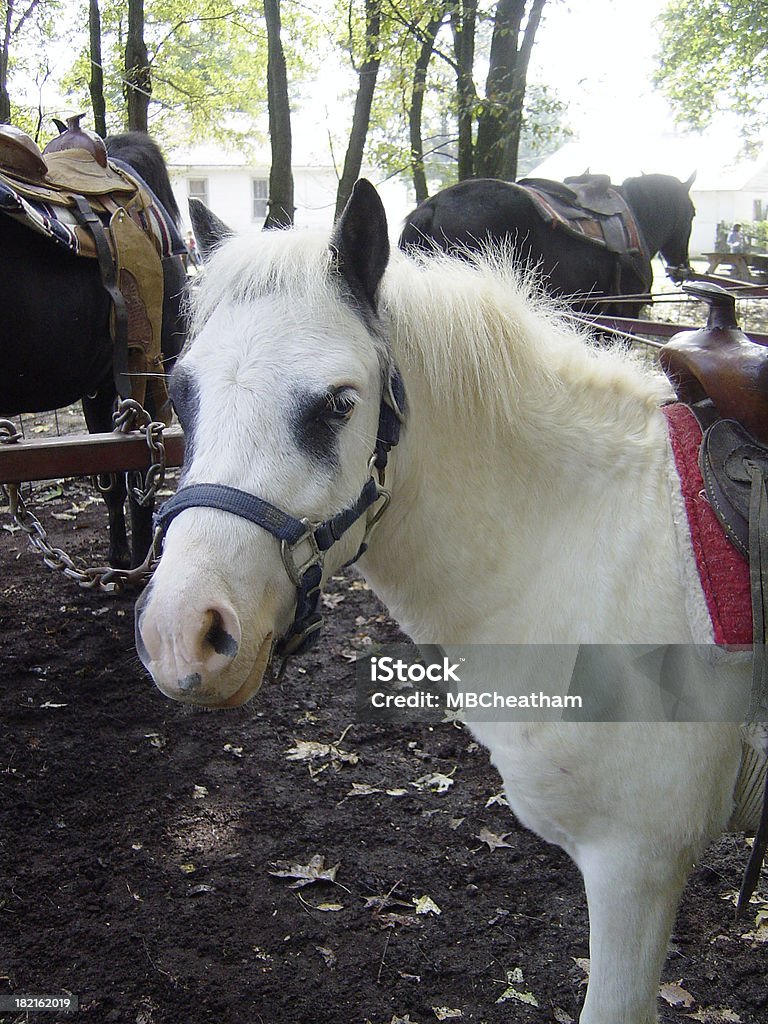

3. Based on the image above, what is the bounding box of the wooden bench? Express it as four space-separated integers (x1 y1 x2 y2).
702 251 753 280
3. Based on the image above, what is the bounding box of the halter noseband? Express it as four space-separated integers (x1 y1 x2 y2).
153 369 405 661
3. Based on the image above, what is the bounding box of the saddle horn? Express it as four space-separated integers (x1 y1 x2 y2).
43 113 107 168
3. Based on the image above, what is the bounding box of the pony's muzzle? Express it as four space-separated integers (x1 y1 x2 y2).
135 589 250 705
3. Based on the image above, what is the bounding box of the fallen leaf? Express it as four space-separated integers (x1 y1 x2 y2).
740 924 768 944
347 782 381 797
411 771 455 794
660 980 696 1008
495 965 539 1007
314 902 344 912
188 884 215 896
476 827 513 851
285 738 358 766
268 854 340 888
315 945 337 968
363 885 412 914
179 863 196 874
433 1008 462 1020
413 895 441 915
376 913 422 929
553 1009 575 1024
485 792 509 809
192 785 208 799
572 957 590 977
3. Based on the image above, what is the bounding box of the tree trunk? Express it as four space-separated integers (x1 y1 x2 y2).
125 0 150 132
263 0 294 228
450 0 477 182
408 6 447 202
474 0 545 180
89 0 107 138
334 0 382 220
0 0 15 123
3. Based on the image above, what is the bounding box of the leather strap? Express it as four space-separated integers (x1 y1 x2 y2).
72 194 130 399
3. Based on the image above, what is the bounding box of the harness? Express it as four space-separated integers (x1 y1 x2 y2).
517 174 652 300
153 369 406 662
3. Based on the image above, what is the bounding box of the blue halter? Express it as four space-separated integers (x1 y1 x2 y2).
153 369 405 660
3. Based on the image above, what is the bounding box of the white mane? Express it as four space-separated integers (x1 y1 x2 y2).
190 226 674 453
382 247 674 445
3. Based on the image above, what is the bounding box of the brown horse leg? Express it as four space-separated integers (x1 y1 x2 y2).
81 388 132 569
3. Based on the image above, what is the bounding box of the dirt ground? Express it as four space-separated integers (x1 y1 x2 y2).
1 438 767 1024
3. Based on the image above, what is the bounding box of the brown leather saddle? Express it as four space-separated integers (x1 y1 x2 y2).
0 122 168 419
518 173 647 256
517 173 651 300
660 282 768 912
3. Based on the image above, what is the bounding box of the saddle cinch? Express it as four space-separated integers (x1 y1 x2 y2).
660 281 768 911
0 120 170 421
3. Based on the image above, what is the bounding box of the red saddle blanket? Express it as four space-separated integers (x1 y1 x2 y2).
664 402 751 645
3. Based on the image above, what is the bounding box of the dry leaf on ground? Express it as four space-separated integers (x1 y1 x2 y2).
268 854 340 889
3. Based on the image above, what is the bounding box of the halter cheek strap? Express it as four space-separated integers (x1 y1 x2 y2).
152 368 405 660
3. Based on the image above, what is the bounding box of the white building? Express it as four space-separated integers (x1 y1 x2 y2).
167 142 410 242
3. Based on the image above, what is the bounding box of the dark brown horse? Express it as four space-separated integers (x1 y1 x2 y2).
400 173 696 318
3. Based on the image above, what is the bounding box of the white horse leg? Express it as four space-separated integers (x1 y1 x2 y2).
574 841 691 1024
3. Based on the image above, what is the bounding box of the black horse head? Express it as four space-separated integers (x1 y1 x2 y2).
621 172 696 282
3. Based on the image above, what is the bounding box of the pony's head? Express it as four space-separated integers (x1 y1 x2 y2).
135 181 397 707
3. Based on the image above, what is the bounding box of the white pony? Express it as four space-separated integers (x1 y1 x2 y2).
135 181 761 1024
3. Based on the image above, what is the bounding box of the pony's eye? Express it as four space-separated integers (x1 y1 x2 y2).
324 389 356 421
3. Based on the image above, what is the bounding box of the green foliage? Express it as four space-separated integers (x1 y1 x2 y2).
55 0 282 147
655 0 768 141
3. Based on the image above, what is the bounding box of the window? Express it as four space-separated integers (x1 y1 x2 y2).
188 178 209 206
754 199 764 222
253 178 269 220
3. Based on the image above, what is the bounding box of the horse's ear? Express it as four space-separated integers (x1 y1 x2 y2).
684 170 697 190
331 179 390 311
189 198 232 261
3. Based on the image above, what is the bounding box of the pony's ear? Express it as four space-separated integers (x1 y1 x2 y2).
189 198 232 261
331 179 390 311
684 170 697 190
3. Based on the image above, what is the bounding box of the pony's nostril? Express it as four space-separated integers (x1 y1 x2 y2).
203 608 240 659
178 672 203 692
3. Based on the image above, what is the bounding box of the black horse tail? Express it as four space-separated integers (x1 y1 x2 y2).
105 132 181 228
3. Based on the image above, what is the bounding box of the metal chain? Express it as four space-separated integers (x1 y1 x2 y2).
1 400 168 594
113 399 168 508
0 418 22 444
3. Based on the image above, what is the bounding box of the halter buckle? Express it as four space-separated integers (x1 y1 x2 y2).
280 519 323 586
361 487 391 548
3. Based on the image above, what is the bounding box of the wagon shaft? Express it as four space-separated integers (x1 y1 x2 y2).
0 426 185 485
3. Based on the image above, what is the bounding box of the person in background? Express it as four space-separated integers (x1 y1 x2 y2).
186 230 203 269
727 223 747 253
